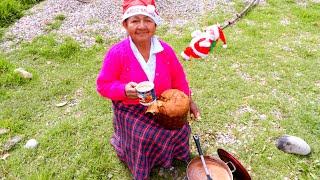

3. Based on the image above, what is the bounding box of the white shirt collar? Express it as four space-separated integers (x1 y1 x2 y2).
129 36 164 54
129 36 163 82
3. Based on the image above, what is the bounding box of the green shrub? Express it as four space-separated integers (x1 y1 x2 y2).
0 57 30 87
44 14 66 31
57 37 81 59
0 0 44 28
0 0 22 27
54 14 66 21
95 35 104 44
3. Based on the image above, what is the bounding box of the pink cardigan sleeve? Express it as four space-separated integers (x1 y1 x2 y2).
96 48 127 101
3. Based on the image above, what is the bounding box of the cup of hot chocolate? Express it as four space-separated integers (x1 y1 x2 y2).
136 81 156 106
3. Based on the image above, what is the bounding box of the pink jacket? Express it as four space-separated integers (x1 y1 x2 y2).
96 37 190 104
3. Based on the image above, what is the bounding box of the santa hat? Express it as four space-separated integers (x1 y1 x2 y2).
218 27 227 48
122 0 160 25
210 24 227 48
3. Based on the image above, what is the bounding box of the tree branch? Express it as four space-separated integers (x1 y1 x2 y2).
222 0 260 30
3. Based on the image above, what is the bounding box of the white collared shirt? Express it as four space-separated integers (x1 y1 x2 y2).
130 36 164 82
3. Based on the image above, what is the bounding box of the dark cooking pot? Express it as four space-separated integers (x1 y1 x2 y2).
187 149 251 180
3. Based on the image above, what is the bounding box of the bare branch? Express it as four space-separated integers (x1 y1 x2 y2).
222 0 260 30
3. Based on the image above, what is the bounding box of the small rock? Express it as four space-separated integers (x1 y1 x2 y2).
25 139 39 149
158 167 164 177
276 135 311 155
14 68 33 78
107 173 113 179
4 135 23 151
56 102 68 107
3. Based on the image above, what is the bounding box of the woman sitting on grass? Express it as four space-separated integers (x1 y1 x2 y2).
96 0 200 179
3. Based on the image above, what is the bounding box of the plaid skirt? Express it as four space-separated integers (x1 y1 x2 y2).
110 101 191 180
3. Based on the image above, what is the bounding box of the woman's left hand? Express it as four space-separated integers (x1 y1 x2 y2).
190 98 201 120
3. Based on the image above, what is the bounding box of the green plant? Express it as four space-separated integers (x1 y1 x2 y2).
44 14 66 31
0 0 44 28
0 0 22 27
299 160 320 180
0 0 319 179
95 35 104 44
54 14 66 21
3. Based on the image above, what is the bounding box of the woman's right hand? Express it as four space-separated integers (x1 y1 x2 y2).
125 82 138 99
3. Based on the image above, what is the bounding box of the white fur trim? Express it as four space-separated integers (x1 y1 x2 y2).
223 44 227 48
190 37 209 57
181 51 191 61
199 41 211 47
191 30 201 38
204 27 215 40
122 5 159 24
212 25 220 41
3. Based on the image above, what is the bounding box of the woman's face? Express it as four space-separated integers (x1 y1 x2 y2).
123 15 156 44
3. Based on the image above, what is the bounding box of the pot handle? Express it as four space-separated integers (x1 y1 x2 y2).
226 161 236 173
193 135 203 155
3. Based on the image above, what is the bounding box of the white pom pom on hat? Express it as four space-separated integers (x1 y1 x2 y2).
217 25 227 48
122 0 159 25
147 4 155 13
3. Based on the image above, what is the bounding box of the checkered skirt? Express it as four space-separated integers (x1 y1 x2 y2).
110 101 191 180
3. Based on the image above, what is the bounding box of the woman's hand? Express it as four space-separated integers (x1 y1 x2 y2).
190 98 201 120
125 82 138 99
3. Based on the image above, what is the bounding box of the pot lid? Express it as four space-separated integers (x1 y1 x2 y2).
217 149 251 180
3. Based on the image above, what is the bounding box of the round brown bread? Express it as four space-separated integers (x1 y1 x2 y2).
146 89 190 129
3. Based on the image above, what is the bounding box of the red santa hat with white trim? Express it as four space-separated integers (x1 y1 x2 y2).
208 24 227 48
218 26 227 48
122 0 160 25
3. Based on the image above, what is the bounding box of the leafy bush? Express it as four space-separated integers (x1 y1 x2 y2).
0 0 44 27
56 37 81 59
0 1 22 27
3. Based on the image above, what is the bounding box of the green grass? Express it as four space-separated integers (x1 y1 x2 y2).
0 0 44 38
1 0 320 179
44 14 66 32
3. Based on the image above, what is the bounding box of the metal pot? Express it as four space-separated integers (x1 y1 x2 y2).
187 135 251 180
187 155 235 180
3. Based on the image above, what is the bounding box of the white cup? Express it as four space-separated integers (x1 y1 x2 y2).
136 81 156 106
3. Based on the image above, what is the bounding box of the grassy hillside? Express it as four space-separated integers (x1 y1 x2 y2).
1 0 319 179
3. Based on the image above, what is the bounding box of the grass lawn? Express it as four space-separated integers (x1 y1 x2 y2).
0 0 319 179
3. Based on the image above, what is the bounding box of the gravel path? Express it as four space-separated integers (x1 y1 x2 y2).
0 0 232 49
